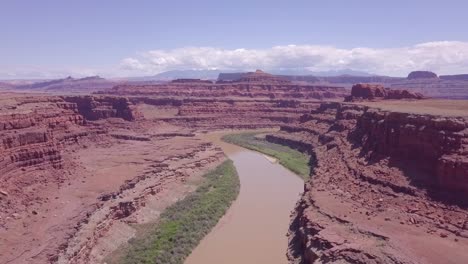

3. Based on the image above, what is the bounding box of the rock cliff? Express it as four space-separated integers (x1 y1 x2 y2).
128 97 320 130
0 95 141 171
345 83 425 101
3 85 468 263
407 71 438 80
0 95 142 236
104 70 348 100
62 96 142 121
267 102 468 263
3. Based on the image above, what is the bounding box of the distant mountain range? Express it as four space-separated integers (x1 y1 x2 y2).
2 69 468 99
15 76 118 93
127 70 226 81
271 69 375 77
127 68 376 81
0 82 15 90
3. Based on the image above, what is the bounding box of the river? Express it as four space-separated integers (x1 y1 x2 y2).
185 133 303 264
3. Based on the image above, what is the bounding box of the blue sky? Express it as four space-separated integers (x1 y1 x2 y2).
1 0 468 78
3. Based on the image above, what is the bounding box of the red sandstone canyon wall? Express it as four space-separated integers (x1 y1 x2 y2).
266 102 468 263
345 83 424 101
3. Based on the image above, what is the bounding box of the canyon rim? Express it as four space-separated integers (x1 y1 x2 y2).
2 2 468 263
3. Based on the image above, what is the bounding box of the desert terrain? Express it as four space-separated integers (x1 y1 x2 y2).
0 70 467 264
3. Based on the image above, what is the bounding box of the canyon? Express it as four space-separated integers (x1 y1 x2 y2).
104 70 348 100
0 93 227 263
185 133 303 264
3 69 468 99
266 101 468 263
1 69 468 264
216 70 468 99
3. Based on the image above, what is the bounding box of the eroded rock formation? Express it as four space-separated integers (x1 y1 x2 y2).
408 71 438 80
104 70 348 100
345 83 425 101
2 75 468 264
266 102 468 263
0 94 219 263
130 97 320 130
233 69 290 84
62 95 143 121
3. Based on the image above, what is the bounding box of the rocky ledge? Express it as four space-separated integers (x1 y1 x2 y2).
0 94 220 263
345 83 425 102
267 102 468 263
103 70 348 100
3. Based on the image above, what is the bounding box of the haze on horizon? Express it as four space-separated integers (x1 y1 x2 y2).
1 0 468 79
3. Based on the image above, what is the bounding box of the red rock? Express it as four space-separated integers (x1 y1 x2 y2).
102 70 348 101
407 71 438 80
345 83 425 101
267 101 468 263
62 96 142 121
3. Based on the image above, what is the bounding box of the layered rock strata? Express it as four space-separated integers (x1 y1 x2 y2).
56 140 225 264
0 94 223 263
130 97 321 130
2 89 321 263
62 95 143 121
345 83 424 101
266 102 468 263
103 70 347 100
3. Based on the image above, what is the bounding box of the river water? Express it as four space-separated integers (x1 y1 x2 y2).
185 133 303 264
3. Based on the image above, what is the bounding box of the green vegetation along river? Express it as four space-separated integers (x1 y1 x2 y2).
113 160 240 264
222 132 310 179
185 132 305 264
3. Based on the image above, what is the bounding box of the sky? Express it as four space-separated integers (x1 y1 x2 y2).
1 0 468 79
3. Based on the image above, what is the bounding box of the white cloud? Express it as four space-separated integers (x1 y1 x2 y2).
3 41 468 79
120 41 468 76
120 58 145 71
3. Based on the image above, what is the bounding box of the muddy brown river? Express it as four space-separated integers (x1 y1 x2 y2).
186 133 303 264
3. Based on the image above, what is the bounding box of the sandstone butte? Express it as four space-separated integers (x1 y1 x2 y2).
345 83 425 101
407 71 439 80
0 70 467 264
